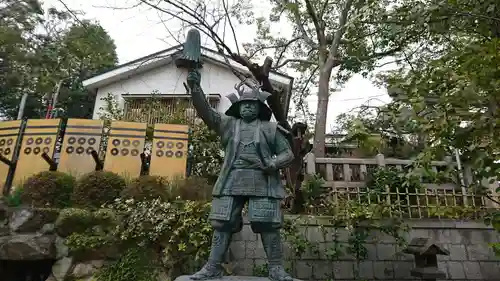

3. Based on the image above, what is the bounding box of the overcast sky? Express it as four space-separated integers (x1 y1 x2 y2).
44 0 393 131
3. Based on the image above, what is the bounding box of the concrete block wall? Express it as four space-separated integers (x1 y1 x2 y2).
227 218 500 280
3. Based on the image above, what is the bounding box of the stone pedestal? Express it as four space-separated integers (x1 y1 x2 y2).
175 276 302 281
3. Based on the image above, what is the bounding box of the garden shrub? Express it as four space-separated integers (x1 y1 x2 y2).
4 187 24 207
72 171 126 208
121 175 169 201
97 246 161 281
107 198 212 277
20 171 75 208
55 208 94 237
93 208 117 227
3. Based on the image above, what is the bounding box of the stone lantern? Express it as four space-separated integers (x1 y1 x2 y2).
403 237 450 281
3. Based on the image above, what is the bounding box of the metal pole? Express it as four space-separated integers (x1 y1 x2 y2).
17 93 28 120
455 148 468 205
49 80 64 119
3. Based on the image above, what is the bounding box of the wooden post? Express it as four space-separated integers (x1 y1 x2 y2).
483 177 499 208
449 156 468 206
375 154 390 204
305 152 316 175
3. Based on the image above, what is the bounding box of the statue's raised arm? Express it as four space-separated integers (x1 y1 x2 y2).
186 69 226 133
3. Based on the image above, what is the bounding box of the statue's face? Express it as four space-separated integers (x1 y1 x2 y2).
239 101 259 121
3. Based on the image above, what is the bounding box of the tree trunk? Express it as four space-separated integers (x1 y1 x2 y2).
313 68 332 157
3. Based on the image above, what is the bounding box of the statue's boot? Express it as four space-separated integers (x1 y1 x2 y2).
261 232 293 281
190 230 232 280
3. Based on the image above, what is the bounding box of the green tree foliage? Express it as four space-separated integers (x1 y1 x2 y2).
0 0 118 119
368 0 500 244
331 106 425 158
375 0 499 179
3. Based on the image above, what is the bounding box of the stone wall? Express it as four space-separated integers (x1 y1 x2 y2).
0 206 112 281
1 204 499 281
228 218 500 281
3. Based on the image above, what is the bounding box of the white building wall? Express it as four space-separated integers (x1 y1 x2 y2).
92 61 251 119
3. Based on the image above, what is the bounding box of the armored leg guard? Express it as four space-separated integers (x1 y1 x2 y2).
190 231 232 280
261 232 293 281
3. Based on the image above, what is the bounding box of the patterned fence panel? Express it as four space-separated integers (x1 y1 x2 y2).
58 119 104 178
150 123 190 179
0 118 191 195
13 119 61 187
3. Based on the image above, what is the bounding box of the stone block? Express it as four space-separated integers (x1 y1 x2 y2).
376 244 397 261
51 257 73 281
332 261 354 279
296 226 308 240
479 261 500 279
334 243 355 261
72 262 96 279
467 244 495 261
370 230 397 244
312 261 332 279
305 226 323 242
283 241 318 260
55 236 68 259
0 225 9 236
294 260 313 280
355 261 374 280
0 234 55 260
9 208 59 233
230 259 254 276
364 243 377 261
463 261 483 280
392 261 413 279
373 261 394 279
302 245 319 260
427 228 454 244
394 249 413 261
175 276 303 281
446 261 466 279
440 228 465 244
245 241 266 259
460 229 498 245
282 242 295 259
317 242 332 260
409 228 431 240
233 226 257 242
229 241 246 260
331 228 350 243
448 244 467 261
318 226 336 242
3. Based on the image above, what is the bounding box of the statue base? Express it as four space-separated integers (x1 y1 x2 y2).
174 276 302 281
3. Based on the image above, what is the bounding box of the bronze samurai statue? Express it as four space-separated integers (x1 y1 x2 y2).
186 70 295 281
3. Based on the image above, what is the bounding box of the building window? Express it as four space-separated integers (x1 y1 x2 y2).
123 95 219 124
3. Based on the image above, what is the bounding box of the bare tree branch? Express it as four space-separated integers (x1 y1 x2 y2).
221 0 239 55
272 58 317 69
285 0 316 47
325 0 354 69
247 37 301 60
319 0 330 20
304 0 325 46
